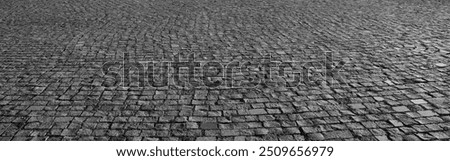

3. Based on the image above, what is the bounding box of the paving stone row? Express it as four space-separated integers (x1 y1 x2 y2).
0 0 449 140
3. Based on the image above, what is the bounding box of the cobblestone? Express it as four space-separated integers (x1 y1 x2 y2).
393 106 410 112
1 0 450 141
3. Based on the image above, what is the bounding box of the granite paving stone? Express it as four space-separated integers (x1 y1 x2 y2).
1 0 450 141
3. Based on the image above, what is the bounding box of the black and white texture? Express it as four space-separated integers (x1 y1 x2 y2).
0 0 449 141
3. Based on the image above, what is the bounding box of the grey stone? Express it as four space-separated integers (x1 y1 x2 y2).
200 122 218 130
393 106 410 112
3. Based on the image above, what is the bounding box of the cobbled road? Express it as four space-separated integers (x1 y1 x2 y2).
1 0 450 141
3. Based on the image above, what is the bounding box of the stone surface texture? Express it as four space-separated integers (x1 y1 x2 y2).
0 0 450 141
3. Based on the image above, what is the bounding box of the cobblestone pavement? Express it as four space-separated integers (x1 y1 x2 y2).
1 0 450 141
